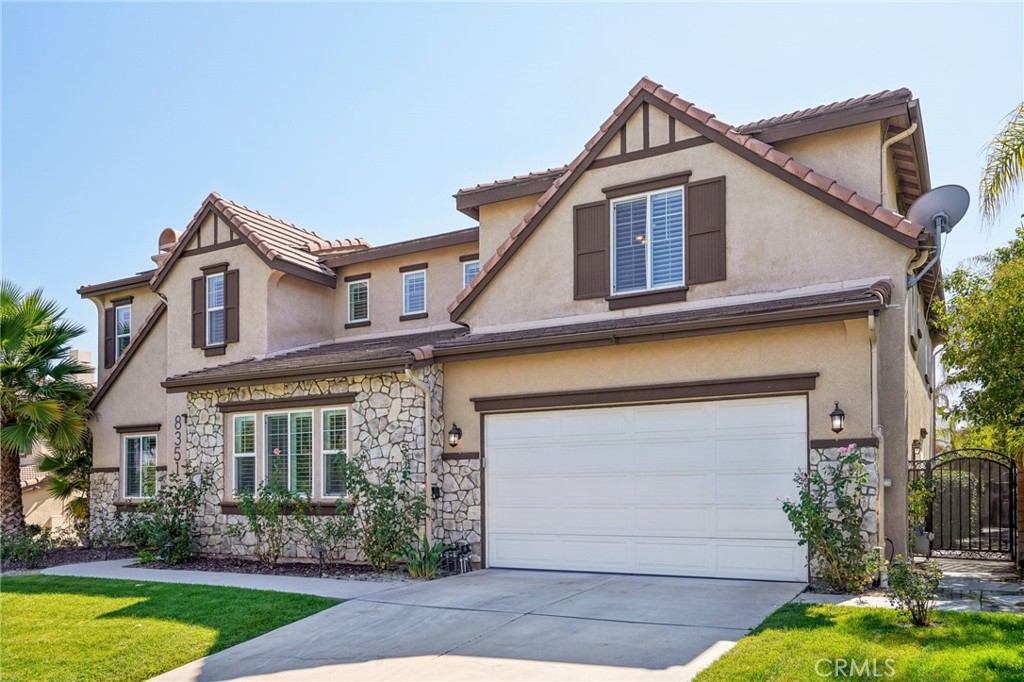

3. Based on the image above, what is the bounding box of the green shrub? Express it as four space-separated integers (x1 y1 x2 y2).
228 481 301 566
343 450 426 571
782 444 879 593
89 515 126 559
291 495 356 573
887 557 943 626
126 463 213 564
401 537 446 579
0 528 51 568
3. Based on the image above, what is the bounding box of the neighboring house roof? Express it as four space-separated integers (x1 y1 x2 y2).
162 281 889 390
89 301 167 410
150 193 347 290
447 77 924 322
161 328 468 392
736 88 914 136
20 464 49 490
77 270 157 298
317 227 479 268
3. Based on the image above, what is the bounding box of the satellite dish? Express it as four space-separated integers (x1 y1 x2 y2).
907 185 970 234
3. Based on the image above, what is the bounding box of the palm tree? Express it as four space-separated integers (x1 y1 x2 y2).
1 280 93 536
980 103 1024 222
38 431 92 521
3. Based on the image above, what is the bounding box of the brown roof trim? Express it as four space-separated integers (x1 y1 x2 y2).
398 262 429 273
110 296 134 307
162 358 409 393
322 228 478 269
590 136 711 170
471 373 819 413
114 423 162 434
437 286 887 364
455 168 567 220
200 262 229 273
448 79 922 322
810 437 879 449
344 272 371 282
459 253 479 263
218 393 358 413
89 301 167 410
77 271 156 298
737 88 913 141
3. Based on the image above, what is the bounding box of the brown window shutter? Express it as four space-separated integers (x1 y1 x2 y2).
685 177 727 284
574 201 610 299
191 276 206 348
103 308 116 368
224 269 240 343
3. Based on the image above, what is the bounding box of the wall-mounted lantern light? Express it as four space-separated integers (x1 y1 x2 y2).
911 439 922 459
448 423 463 448
829 402 846 434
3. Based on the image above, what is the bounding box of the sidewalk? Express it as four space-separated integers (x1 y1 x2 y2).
41 559 405 600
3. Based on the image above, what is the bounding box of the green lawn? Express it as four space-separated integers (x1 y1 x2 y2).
0 575 338 682
695 603 1024 682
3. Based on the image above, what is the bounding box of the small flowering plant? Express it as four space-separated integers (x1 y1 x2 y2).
782 444 878 593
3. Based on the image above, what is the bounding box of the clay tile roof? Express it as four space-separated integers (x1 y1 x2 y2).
456 166 568 196
736 88 914 134
448 77 924 319
304 237 372 256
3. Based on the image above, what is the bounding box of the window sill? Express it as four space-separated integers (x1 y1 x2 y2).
344 320 371 329
400 312 428 322
605 286 688 310
115 500 146 510
219 501 352 516
203 344 226 357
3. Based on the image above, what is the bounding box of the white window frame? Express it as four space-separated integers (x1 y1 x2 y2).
206 272 226 346
402 269 427 315
232 414 257 498
347 280 370 324
320 408 349 499
123 433 158 499
462 260 480 288
610 186 686 294
114 304 131 359
264 410 314 496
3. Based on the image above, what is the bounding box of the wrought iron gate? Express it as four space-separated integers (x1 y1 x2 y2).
910 449 1017 561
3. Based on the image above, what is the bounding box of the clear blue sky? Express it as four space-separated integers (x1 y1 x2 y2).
3 2 1022 360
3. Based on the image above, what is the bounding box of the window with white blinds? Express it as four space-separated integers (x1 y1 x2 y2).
348 280 369 323
612 188 684 293
403 270 426 315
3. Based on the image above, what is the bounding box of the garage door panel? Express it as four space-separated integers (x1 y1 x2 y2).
633 404 711 433
486 396 807 581
635 473 714 501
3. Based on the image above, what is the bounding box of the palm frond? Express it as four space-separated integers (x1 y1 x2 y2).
980 103 1024 223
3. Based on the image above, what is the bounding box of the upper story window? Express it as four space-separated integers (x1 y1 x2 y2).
206 272 226 346
403 269 427 315
114 304 131 359
612 188 684 294
348 280 369 324
124 434 157 499
192 265 238 355
463 260 480 288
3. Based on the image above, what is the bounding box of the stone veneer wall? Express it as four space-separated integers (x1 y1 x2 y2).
89 471 120 528
179 365 481 562
808 445 880 576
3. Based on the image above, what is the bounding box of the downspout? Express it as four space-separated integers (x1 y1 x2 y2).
868 313 886 581
405 366 434 543
881 122 918 210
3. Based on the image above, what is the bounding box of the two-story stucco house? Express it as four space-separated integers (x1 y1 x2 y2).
79 78 939 581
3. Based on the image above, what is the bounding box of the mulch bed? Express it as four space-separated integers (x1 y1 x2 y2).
138 555 412 582
1 545 137 572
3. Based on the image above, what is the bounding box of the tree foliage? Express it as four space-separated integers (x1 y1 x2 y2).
936 227 1024 458
0 280 93 535
980 103 1024 223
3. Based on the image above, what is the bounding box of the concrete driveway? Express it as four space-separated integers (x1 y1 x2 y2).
151 569 805 682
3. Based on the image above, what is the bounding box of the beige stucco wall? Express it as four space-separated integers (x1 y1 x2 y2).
90 286 162 383
90 313 187 476
22 486 74 530
477 195 541 262
774 122 884 205
159 223 271 378
332 244 475 338
267 272 336 353
463 135 912 330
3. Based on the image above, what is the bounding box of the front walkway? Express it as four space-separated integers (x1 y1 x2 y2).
42 561 805 682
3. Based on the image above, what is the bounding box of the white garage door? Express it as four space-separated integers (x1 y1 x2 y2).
485 395 808 581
